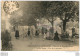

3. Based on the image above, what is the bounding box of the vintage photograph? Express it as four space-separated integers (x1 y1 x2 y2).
1 1 79 51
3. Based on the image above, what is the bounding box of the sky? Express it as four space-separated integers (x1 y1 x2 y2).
2 1 24 30
1 1 44 30
2 1 41 30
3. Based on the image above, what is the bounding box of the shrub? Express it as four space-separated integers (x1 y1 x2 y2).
1 30 12 51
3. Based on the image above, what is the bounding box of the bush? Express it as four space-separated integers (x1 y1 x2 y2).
1 30 12 51
61 32 69 40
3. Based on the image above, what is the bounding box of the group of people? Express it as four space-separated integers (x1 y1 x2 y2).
27 28 40 36
15 27 41 39
14 27 53 39
14 26 77 41
42 27 77 41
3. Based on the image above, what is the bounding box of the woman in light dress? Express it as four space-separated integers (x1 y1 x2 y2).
44 28 49 39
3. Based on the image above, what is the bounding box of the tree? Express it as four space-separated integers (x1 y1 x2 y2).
39 1 55 36
54 1 79 32
25 1 46 28
22 1 45 28
9 1 79 33
13 2 46 28
9 2 43 28
45 1 79 32
9 9 23 31
43 2 61 36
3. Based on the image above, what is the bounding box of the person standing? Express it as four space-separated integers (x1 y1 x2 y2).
72 27 75 38
15 30 19 39
49 27 53 37
54 31 59 41
46 30 50 39
27 28 30 36
42 27 45 35
15 26 19 39
35 29 39 36
43 33 46 39
71 27 76 42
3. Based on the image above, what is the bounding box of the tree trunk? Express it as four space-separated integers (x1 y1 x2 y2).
13 26 15 31
34 23 37 29
51 20 54 37
63 20 67 32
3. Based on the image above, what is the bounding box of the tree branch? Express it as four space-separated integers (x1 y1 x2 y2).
47 18 52 23
66 17 70 22
60 16 64 21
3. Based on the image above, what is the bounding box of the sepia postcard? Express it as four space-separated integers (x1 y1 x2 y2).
1 1 79 51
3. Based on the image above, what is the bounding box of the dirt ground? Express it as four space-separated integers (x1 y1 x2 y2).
11 32 79 51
